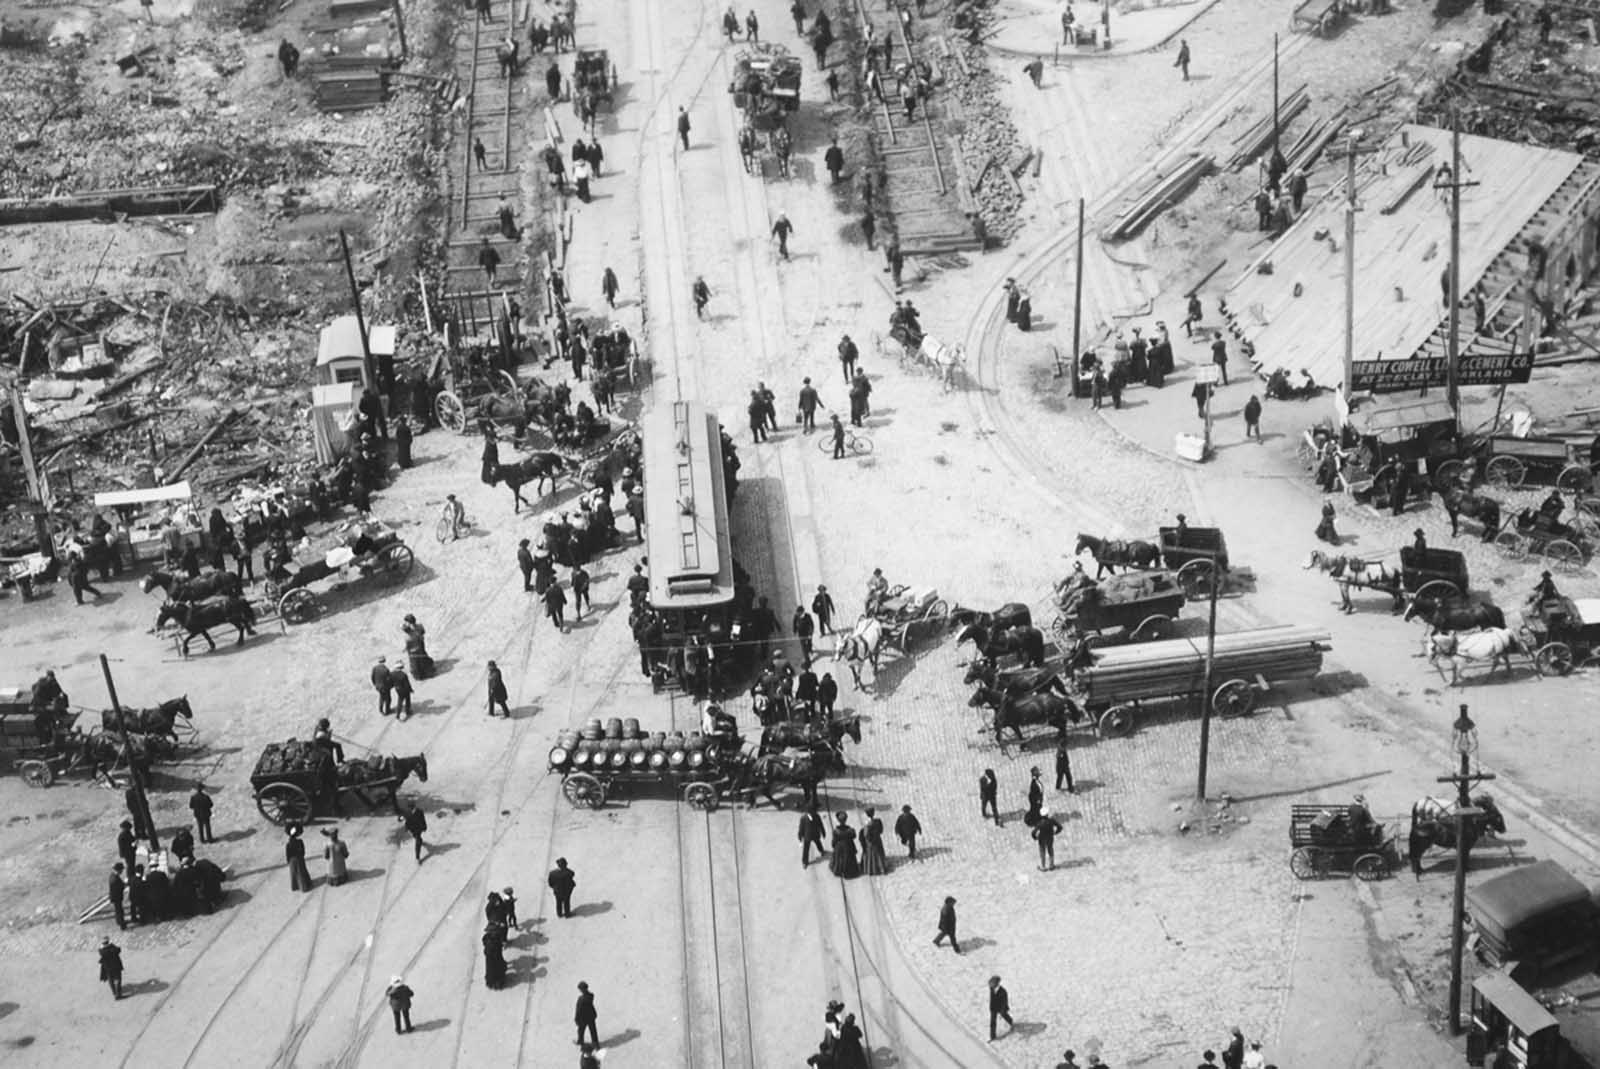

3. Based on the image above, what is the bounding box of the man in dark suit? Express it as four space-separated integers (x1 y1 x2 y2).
933 896 959 953
575 981 599 1047
1032 807 1063 871
548 857 577 917
189 782 215 842
979 770 1001 826
109 863 129 929
799 804 828 867
1054 740 1075 793
117 820 138 875
988 975 1013 1040
371 656 394 716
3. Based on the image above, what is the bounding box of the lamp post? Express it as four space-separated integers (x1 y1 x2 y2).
1441 704 1495 1036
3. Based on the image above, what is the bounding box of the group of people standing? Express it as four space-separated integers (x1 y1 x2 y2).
806 804 920 877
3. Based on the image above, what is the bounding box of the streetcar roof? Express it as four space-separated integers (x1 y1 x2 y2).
641 400 734 608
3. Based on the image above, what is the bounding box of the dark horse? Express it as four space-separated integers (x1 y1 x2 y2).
1438 486 1502 542
962 658 1070 698
491 452 573 513
141 568 244 602
956 622 1047 668
1403 594 1506 633
1407 793 1507 876
761 715 862 753
101 695 194 741
952 603 1032 633
1075 533 1161 577
967 684 1081 745
334 753 429 813
155 596 257 654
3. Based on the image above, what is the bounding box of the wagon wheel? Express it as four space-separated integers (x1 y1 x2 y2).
495 370 522 402
1051 614 1073 640
683 781 719 810
1494 529 1529 560
376 544 415 584
1433 459 1468 491
1097 705 1135 737
1544 539 1585 573
926 600 951 631
562 772 606 809
1535 641 1575 677
1177 559 1216 600
1486 455 1526 488
1557 464 1594 495
434 390 467 433
19 760 54 788
278 587 318 624
1211 678 1256 718
1289 847 1323 880
1413 580 1460 607
255 782 313 825
1353 853 1390 881
1131 614 1172 642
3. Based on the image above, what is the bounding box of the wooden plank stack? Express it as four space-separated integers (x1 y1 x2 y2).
1077 625 1331 702
1102 153 1214 242
1226 86 1311 171
313 69 389 113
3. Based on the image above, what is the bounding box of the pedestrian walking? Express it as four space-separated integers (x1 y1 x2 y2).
544 578 568 628
483 923 507 989
812 584 836 634
546 61 562 99
1288 168 1308 213
1192 380 1211 419
861 210 876 250
1054 739 1075 792
575 981 600 1047
1062 3 1075 42
817 671 838 718
988 976 1014 1040
1223 1027 1246 1069
933 895 960 952
860 807 889 875
799 803 828 866
517 538 535 591
601 266 619 307
394 416 413 469
497 195 519 240
837 334 859 382
894 804 922 858
387 976 415 1033
372 656 394 716
825 67 839 100
109 862 129 929
692 276 711 318
886 241 904 289
98 937 124 999
1032 807 1063 870
792 605 815 659
117 819 137 875
830 412 847 458
979 768 1002 825
1024 57 1044 88
402 802 429 861
474 136 488 170
1175 38 1191 79
487 660 511 718
824 137 845 183
722 6 739 40
772 213 794 259
746 9 759 40
278 38 300 77
323 828 350 886
791 0 806 32
548 856 577 916
68 555 102 604
391 666 413 720
286 824 313 891
479 238 501 284
189 781 215 842
571 564 591 619
677 107 692 150
1025 765 1045 825
1244 394 1262 440
797 377 825 431
848 369 871 426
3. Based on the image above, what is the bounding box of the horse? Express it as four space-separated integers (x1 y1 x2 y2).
1438 486 1502 541
967 684 1081 745
1075 533 1161 577
961 658 1070 697
956 622 1047 668
141 568 244 603
334 753 429 813
761 714 862 753
1425 628 1523 686
951 603 1032 633
835 616 886 689
1407 793 1507 876
155 596 257 654
101 695 193 741
1302 550 1403 613
1403 595 1506 633
491 452 572 513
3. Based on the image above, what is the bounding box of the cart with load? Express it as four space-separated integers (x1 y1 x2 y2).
11 722 169 788
250 739 429 825
434 364 560 438
1052 570 1186 645
1288 803 1396 880
1158 524 1233 598
1521 594 1600 676
869 584 953 653
1069 625 1330 736
262 517 414 623
1437 433 1596 493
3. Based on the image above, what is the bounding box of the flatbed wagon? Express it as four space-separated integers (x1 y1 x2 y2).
262 518 414 623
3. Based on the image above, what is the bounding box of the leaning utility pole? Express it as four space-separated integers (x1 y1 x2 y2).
338 228 378 394
101 654 160 853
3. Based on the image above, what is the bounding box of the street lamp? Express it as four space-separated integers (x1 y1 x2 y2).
1442 703 1494 1036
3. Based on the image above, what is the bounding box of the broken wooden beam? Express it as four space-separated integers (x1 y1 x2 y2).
166 409 238 482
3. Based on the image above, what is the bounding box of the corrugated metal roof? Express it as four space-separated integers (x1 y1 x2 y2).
1224 125 1584 390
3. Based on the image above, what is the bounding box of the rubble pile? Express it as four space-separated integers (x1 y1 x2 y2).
946 6 1024 242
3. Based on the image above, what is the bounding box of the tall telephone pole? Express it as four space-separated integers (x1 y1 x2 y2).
1343 131 1360 398
1434 118 1478 429
1070 198 1085 397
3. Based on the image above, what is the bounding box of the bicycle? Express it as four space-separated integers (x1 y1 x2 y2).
816 426 874 457
435 513 477 543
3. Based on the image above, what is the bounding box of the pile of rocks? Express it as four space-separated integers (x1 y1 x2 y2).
947 36 1024 241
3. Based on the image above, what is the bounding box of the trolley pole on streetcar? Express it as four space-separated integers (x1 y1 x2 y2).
1440 704 1493 1036
1195 548 1222 801
101 654 160 853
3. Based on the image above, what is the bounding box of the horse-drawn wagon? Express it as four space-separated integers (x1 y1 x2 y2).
572 48 617 110
1519 594 1600 676
250 739 429 825
1436 433 1597 494
1288 803 1396 881
1159 524 1232 598
1052 570 1186 645
869 585 953 653
547 711 844 810
1493 506 1593 570
262 518 414 625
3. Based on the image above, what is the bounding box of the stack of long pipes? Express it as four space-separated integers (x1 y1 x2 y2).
1076 625 1331 701
1226 85 1311 171
1102 153 1215 242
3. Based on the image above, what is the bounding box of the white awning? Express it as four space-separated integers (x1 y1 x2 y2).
93 481 192 508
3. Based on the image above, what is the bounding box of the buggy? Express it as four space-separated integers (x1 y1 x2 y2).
262 518 414 624
1158 524 1231 598
1288 803 1396 880
869 585 953 653
1522 594 1600 675
1402 545 1470 605
1494 507 1594 571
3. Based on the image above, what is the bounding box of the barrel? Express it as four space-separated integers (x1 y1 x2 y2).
686 731 706 751
668 749 686 768
604 717 623 740
622 717 641 739
666 731 685 748
557 731 580 751
548 746 571 768
648 750 668 769
581 718 603 741
620 738 640 753
571 748 591 768
609 750 629 769
652 731 668 748
628 750 648 768
640 734 660 753
687 749 706 769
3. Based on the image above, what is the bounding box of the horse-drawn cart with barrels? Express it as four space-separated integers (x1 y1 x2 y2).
1069 625 1331 736
548 712 843 810
1052 570 1186 645
262 518 414 624
250 739 429 825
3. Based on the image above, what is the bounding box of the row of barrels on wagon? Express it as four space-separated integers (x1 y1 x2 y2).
549 717 720 773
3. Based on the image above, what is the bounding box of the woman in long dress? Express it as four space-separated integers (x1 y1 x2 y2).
483 923 507 989
323 828 349 887
829 813 860 879
860 807 889 876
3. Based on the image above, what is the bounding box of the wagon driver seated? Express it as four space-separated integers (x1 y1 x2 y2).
1347 793 1378 842
1528 569 1560 608
701 703 739 746
1055 561 1096 615
865 568 890 615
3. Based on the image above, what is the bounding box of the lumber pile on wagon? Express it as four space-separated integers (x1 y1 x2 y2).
1077 625 1331 693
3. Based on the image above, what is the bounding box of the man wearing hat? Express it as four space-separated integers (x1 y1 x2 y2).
626 485 646 542
109 862 129 929
811 584 836 635
987 975 1013 1040
548 857 577 917
371 656 393 717
933 895 960 952
1025 766 1045 826
487 661 511 718
286 824 312 892
797 377 825 432
386 975 414 1033
117 820 137 875
99 936 124 999
1032 805 1063 871
517 538 535 591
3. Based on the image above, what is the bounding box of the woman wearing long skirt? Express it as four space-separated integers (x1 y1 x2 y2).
829 813 860 879
860 807 889 876
483 924 507 989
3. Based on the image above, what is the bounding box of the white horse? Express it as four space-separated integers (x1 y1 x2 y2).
917 333 965 392
835 615 885 689
1426 627 1522 686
